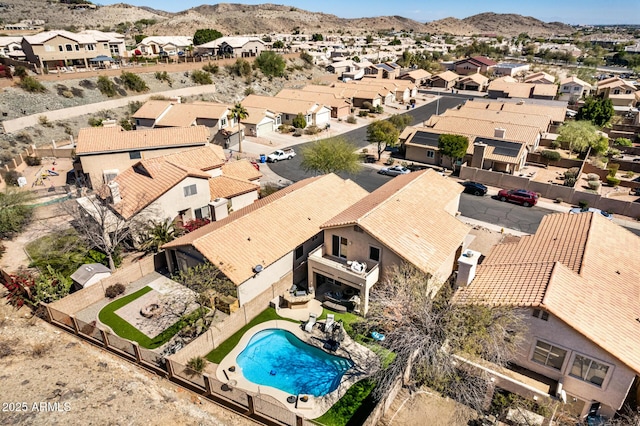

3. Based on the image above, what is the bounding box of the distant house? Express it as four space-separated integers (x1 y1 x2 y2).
196 36 266 58
241 106 281 137
524 71 556 85
275 88 351 119
492 63 530 77
75 126 211 189
301 84 384 109
399 69 432 86
457 73 489 92
488 78 557 100
558 76 593 102
242 94 331 128
310 170 470 314
454 212 640 421
162 174 368 307
363 62 401 80
136 36 192 56
0 36 24 58
453 56 497 75
427 70 460 89
596 77 638 107
70 263 111 291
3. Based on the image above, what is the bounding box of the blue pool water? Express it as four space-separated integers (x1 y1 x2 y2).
236 328 353 397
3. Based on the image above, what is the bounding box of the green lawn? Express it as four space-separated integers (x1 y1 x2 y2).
206 308 297 363
315 379 376 426
98 286 196 349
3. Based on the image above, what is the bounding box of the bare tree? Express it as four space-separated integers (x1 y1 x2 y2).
363 264 527 417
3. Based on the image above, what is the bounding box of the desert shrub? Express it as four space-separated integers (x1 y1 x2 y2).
292 113 307 129
549 140 561 149
202 63 219 74
187 356 206 373
608 148 621 157
105 283 125 299
278 124 294 133
230 58 252 77
71 87 84 98
587 180 601 190
119 118 133 130
300 51 314 66
120 71 148 92
88 117 103 127
606 175 620 187
554 198 563 204
564 177 576 187
61 90 74 98
38 116 53 127
358 110 369 117
2 170 22 186
191 70 213 85
346 115 357 124
579 200 589 209
587 173 600 181
362 101 373 111
624 171 635 179
564 167 580 179
79 79 96 90
244 87 255 96
614 137 633 147
16 131 32 144
128 100 143 115
96 76 117 97
607 163 619 177
154 71 172 86
293 128 304 137
25 156 41 166
18 76 47 93
31 343 49 357
13 66 27 79
0 341 13 358
304 125 321 135
374 105 384 114
541 150 561 162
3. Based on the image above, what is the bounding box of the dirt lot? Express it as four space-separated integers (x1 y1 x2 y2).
0 296 257 426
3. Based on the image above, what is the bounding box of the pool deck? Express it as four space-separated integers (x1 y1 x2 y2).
216 319 380 419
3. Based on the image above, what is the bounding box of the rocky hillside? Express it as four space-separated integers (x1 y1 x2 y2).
424 12 574 37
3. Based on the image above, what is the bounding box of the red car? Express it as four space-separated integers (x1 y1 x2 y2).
497 189 538 207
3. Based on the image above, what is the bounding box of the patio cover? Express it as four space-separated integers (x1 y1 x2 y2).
90 55 114 62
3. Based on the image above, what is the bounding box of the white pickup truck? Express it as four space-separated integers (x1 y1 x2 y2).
266 148 296 162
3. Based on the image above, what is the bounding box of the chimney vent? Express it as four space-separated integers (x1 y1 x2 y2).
494 128 506 139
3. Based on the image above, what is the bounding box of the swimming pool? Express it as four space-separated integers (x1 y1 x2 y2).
236 328 353 397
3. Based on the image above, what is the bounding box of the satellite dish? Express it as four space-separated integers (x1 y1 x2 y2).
253 264 263 274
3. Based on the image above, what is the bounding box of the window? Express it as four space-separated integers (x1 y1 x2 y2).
194 206 210 220
295 245 304 260
532 309 549 321
562 85 569 91
369 246 380 262
75 44 79 51
613 89 620 95
532 340 567 370
129 151 141 160
331 235 347 259
65 44 73 51
426 150 435 158
570 355 609 387
103 43 108 50
86 44 95 51
58 45 63 52
183 184 197 197
220 117 227 127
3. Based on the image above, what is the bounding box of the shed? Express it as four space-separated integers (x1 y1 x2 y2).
71 263 111 291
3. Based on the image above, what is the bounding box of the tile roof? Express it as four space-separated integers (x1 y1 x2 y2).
110 157 210 219
163 174 368 285
322 170 470 278
157 103 229 127
240 106 278 125
209 176 259 200
427 115 541 146
560 76 592 89
524 71 555 84
454 212 640 375
431 70 460 82
159 145 226 171
221 159 263 181
470 56 498 66
76 126 209 155
443 104 551 131
242 94 327 115
464 100 566 123
532 84 558 97
459 73 489 85
275 89 350 109
131 100 173 120
402 69 432 80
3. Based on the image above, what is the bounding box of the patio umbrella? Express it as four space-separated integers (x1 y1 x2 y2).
90 55 114 62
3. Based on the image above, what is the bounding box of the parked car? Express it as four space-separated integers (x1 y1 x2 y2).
266 148 296 162
460 181 488 196
378 165 410 176
569 207 613 220
497 189 538 207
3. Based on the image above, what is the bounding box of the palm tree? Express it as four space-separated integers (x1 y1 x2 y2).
230 103 249 153
141 219 180 253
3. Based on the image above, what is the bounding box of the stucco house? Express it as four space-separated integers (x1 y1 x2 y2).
524 71 556 85
399 69 432 86
453 212 640 421
558 76 593 103
492 63 530 77
135 36 192 56
309 170 471 314
0 36 24 58
242 94 331 128
428 71 460 89
488 79 558 100
453 56 497 75
75 125 211 189
301 84 384 109
363 62 401 79
275 88 351 119
596 77 638 107
457 73 489 92
463 99 567 131
241 106 281 137
196 36 266 58
162 174 368 307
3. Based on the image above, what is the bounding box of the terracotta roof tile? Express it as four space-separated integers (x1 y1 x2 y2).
454 212 640 375
164 174 368 285
322 170 470 278
427 115 540 146
209 176 259 200
431 70 460 82
76 126 209 155
159 145 225 171
131 100 172 119
156 103 229 127
221 159 262 181
444 104 551 131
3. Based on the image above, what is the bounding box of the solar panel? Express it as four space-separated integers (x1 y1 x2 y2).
476 137 522 158
411 131 440 147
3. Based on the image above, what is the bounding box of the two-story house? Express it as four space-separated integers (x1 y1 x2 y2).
558 76 593 103
162 174 368 307
453 212 640 421
427 71 460 90
135 36 193 56
196 36 266 58
596 77 638 107
308 170 471 314
453 56 497 76
75 125 211 189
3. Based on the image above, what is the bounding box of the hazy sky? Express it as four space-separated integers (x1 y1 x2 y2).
95 0 639 25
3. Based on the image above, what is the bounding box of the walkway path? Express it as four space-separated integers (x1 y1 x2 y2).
1 84 217 133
